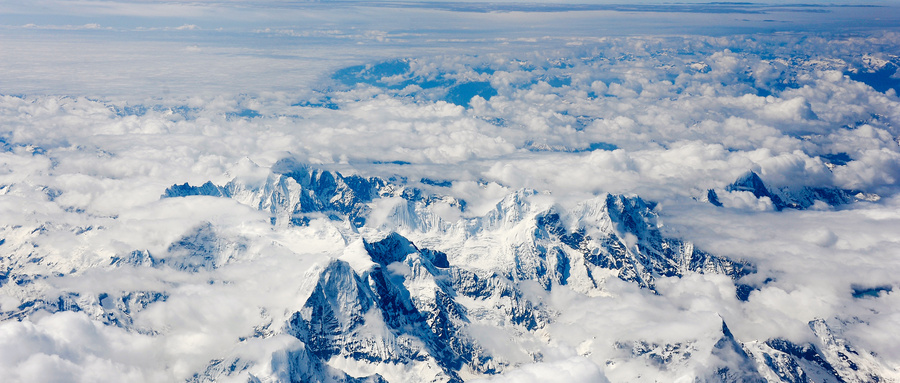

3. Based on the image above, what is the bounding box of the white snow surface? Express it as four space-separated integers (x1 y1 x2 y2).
2 2 900 382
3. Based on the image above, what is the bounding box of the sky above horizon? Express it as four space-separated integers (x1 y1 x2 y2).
2 0 900 98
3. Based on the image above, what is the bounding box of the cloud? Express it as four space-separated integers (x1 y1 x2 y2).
662 194 900 351
0 312 166 383
2 14 900 382
471 356 610 383
20 23 110 30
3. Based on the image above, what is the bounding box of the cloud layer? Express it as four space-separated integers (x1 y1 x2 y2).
2 3 900 382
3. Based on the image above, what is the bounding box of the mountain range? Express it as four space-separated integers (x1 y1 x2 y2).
0 159 894 382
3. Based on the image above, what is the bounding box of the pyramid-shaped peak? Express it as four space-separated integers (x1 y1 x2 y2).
727 171 767 195
725 171 789 211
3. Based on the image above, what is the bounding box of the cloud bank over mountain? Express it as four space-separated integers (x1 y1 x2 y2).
1 1 900 382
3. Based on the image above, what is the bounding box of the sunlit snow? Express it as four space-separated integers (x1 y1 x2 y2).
1 1 900 382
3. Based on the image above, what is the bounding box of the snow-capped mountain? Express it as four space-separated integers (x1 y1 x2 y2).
1 158 897 382
706 171 877 211
164 159 754 292
2 158 889 382
4 5 900 381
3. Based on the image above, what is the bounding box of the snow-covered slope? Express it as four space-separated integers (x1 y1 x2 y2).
1 161 897 382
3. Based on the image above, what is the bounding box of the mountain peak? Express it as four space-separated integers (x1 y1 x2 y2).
714 170 869 211
725 171 779 205
364 232 420 266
